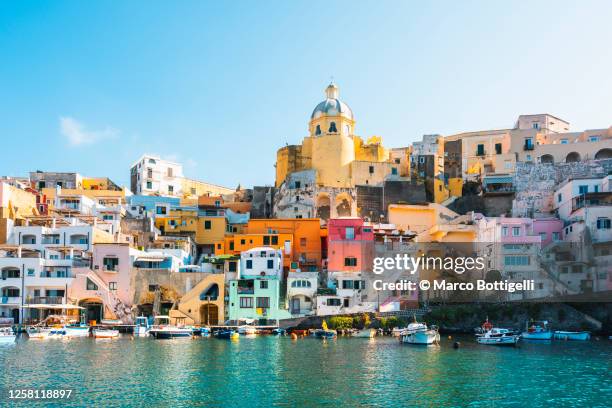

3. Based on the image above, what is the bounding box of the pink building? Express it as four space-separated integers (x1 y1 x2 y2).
327 218 374 272
532 218 564 247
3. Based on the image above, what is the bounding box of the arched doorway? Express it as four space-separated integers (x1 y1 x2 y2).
334 193 353 217
565 152 580 163
540 154 554 164
10 308 19 324
79 298 103 324
315 194 331 220
595 148 612 159
200 304 219 325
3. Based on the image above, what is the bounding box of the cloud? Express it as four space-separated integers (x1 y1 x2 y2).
60 116 119 146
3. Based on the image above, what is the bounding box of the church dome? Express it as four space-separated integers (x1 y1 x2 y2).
310 83 353 121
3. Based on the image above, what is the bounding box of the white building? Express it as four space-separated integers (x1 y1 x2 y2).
239 247 283 279
130 154 184 197
554 175 612 221
287 271 317 316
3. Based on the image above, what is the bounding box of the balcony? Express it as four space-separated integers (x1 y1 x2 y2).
0 296 21 305
571 192 612 213
26 296 65 305
40 269 72 278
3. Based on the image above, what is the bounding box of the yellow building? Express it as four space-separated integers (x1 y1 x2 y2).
154 207 226 247
387 203 460 234
42 187 126 208
0 182 39 243
275 83 398 189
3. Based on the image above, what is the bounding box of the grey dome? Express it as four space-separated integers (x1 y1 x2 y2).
310 83 353 120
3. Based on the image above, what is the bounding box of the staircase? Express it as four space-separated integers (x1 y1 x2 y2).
75 270 134 323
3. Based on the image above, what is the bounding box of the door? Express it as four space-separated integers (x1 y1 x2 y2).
10 308 19 324
291 298 300 314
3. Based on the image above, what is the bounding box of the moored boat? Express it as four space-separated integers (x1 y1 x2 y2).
0 327 16 344
522 320 553 340
352 328 376 338
312 321 337 339
553 331 590 341
134 316 150 337
64 324 91 338
215 329 239 339
93 328 120 338
27 326 52 340
237 325 257 335
272 328 286 336
400 322 440 345
148 316 193 339
476 328 520 346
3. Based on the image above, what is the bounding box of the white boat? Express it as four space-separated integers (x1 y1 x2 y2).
477 328 520 346
134 316 150 337
27 327 53 340
400 322 440 345
522 320 553 340
237 325 257 335
553 331 590 341
92 328 120 339
391 327 405 337
0 327 16 344
352 328 376 338
148 316 193 339
63 324 90 337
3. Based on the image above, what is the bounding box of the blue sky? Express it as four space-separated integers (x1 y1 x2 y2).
1 1 611 189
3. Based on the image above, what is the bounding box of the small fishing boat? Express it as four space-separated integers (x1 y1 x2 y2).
148 316 193 339
553 331 590 341
272 328 286 336
215 329 239 339
134 316 150 336
522 320 553 340
400 322 440 345
391 327 405 337
64 324 91 338
237 325 257 335
0 327 16 344
312 321 337 339
352 328 376 338
477 328 520 346
92 328 120 339
27 326 52 340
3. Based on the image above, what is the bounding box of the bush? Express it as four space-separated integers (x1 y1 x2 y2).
379 316 405 330
328 316 353 330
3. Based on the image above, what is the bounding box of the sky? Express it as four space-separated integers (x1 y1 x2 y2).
1 1 611 189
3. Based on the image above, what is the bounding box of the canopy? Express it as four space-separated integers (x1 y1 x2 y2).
22 304 85 310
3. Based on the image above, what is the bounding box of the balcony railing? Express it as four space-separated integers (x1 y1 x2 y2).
26 296 65 305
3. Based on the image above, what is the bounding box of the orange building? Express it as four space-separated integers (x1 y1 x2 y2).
214 233 294 269
244 219 324 272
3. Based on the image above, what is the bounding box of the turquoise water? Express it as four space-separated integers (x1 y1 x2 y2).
1 335 610 407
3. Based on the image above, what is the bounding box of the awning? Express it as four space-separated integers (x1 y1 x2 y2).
483 175 513 185
135 256 166 262
22 304 85 310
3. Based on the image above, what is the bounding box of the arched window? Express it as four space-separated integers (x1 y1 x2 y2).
315 125 321 135
329 122 337 133
306 281 312 287
291 281 297 287
344 124 350 135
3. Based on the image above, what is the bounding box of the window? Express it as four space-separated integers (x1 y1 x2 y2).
597 218 611 229
204 220 212 230
594 186 599 193
240 239 246 245
260 280 268 289
263 236 270 245
343 299 349 307
560 139 568 144
395 158 401 164
27 268 35 277
552 232 561 242
146 181 152 189
156 206 167 215
526 154 532 161
315 125 321 135
86 278 98 291
109 282 117 291
147 168 153 178
344 257 357 267
168 185 174 193
256 297 270 308
271 236 278 245
589 136 600 142
246 260 253 269
148 158 156 164
558 194 562 203
525 138 533 149
512 227 520 236
369 166 374 174
228 261 237 272
532 123 539 129
326 298 341 306
267 259 274 269
229 242 234 251
502 226 508 236
167 168 173 177
103 257 119 271
495 143 502 154
578 185 588 195
191 188 196 195
345 227 355 240
342 280 354 289
419 157 425 164
476 144 485 156
295 181 301 189
329 122 337 133
240 297 253 308
504 256 530 266
391 167 398 175
539 232 547 241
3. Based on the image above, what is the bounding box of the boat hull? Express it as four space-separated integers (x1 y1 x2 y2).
93 330 119 339
150 330 192 339
401 330 440 345
215 331 239 339
0 335 16 344
521 331 553 340
352 329 376 338
477 335 520 345
553 331 590 341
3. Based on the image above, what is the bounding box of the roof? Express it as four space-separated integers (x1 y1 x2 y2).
483 175 513 185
